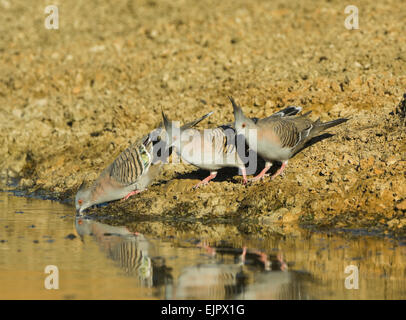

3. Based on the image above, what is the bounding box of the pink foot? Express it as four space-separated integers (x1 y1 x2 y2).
251 249 271 270
193 172 217 189
241 167 248 185
249 164 272 182
125 227 141 236
270 161 288 180
197 241 216 256
277 252 288 271
258 252 271 271
121 190 141 201
240 246 247 264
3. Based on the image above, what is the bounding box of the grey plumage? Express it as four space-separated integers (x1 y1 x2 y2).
230 96 348 181
109 132 158 188
161 102 303 188
75 111 213 214
162 110 248 187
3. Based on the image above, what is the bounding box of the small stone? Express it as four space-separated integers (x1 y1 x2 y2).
89 45 105 53
65 233 77 240
20 178 34 188
387 218 400 228
72 87 81 95
360 157 375 170
374 168 384 175
395 200 406 211
387 156 399 165
380 189 394 203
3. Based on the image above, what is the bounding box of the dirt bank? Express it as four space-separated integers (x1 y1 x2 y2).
1 0 405 235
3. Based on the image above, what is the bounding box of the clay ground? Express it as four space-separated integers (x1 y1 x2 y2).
0 0 405 235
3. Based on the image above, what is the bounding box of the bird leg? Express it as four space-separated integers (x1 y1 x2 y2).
240 166 248 185
240 246 247 265
121 189 141 201
251 250 271 271
193 171 217 189
277 252 288 271
125 227 141 236
271 161 288 180
197 241 216 257
249 162 272 182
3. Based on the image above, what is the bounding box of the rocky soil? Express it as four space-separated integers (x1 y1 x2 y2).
1 0 405 235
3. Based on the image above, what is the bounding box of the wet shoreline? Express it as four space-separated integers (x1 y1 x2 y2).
2 102 405 236
3 188 405 240
1 192 405 299
1 0 405 238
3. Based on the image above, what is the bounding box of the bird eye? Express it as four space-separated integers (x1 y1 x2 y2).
78 199 83 205
242 123 246 128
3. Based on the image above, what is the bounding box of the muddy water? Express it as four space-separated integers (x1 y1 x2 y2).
0 192 405 300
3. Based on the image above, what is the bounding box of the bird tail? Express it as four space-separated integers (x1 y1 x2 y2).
273 105 303 117
313 118 349 135
181 111 213 130
161 109 213 147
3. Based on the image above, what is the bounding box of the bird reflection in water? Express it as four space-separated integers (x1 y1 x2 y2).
74 217 311 299
75 217 173 288
175 242 290 299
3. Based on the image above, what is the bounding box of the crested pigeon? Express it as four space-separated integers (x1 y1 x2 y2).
75 111 213 214
161 103 302 188
75 217 156 284
230 97 348 181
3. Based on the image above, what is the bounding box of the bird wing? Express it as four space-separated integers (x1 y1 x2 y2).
108 133 153 186
256 115 313 149
181 125 243 168
224 106 302 128
211 125 239 156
